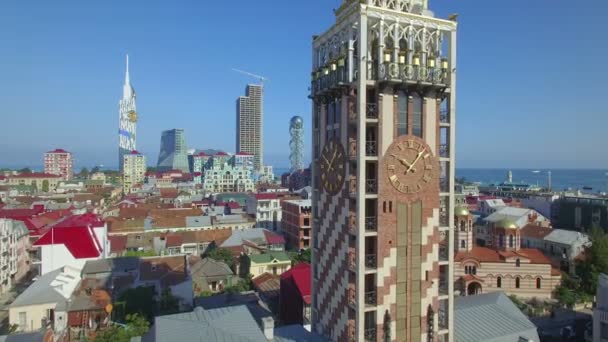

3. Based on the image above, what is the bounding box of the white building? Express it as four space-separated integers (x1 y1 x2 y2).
593 273 608 342
202 154 255 193
44 149 74 180
521 194 560 220
0 219 31 294
123 150 147 194
478 199 507 217
33 213 109 275
246 193 282 232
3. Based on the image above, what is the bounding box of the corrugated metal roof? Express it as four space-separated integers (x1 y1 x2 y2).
544 229 590 246
454 292 539 342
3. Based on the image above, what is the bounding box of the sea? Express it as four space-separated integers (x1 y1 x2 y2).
275 167 608 194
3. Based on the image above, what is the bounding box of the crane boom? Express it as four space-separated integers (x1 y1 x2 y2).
232 68 269 86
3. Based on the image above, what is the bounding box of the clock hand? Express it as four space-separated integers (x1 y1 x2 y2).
321 156 334 172
406 149 425 174
391 154 416 173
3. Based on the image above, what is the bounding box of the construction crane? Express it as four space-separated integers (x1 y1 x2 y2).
232 68 269 88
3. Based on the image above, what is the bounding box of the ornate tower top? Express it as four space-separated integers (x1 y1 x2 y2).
339 0 430 15
123 54 135 100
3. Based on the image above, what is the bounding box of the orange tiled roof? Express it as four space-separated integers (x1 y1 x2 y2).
520 224 553 240
455 246 552 265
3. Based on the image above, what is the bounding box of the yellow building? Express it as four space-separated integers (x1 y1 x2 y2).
248 251 291 278
7 173 62 192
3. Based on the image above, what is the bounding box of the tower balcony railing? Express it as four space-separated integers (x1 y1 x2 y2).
348 287 357 307
440 109 450 124
348 97 358 123
349 176 358 198
348 138 357 159
438 309 449 330
366 103 378 119
439 144 450 158
349 212 357 235
365 179 377 194
348 250 356 272
439 244 449 262
439 210 449 227
364 290 377 306
439 278 448 296
365 216 377 232
365 254 377 269
348 321 356 342
310 63 349 96
377 62 448 85
440 179 450 193
365 141 378 157
364 328 377 342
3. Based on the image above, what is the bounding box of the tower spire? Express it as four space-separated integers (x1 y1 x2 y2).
125 54 130 85
123 54 133 99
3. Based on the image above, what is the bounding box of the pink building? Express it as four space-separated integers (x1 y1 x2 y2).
33 213 109 275
44 149 74 180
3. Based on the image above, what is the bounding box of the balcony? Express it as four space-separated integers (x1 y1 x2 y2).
439 245 448 263
439 144 449 158
365 179 377 194
348 250 356 272
439 210 449 227
440 109 449 124
364 328 377 342
439 278 448 296
348 287 356 307
349 176 357 198
348 321 356 342
438 309 448 330
349 213 357 235
365 254 377 269
310 62 349 97
377 62 448 85
365 141 377 157
366 103 378 119
440 179 450 193
365 291 377 306
365 216 377 232
348 138 357 159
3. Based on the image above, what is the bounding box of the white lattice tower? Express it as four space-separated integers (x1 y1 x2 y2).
289 116 304 172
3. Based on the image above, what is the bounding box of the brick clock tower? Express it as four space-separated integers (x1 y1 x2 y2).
310 1 457 341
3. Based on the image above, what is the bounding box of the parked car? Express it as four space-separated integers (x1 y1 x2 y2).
560 325 575 340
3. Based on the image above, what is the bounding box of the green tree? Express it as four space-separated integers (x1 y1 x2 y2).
89 313 149 342
159 289 180 315
289 249 311 266
224 274 254 293
80 167 90 178
41 180 49 192
91 166 101 173
116 286 156 322
577 226 608 294
18 168 31 174
207 248 235 268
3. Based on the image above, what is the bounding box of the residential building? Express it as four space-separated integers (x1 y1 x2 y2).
552 194 608 232
520 193 560 220
281 199 312 250
7 173 62 192
189 257 235 295
233 152 255 169
455 184 479 197
8 266 81 334
247 193 282 232
454 292 540 342
258 165 275 183
252 273 281 314
0 219 31 294
478 198 507 217
33 213 109 275
44 149 73 180
123 150 146 194
248 251 291 278
191 152 212 185
593 273 608 342
220 228 285 255
66 278 112 340
454 210 560 298
521 226 590 273
157 129 190 172
280 263 312 327
118 55 137 171
310 0 458 340
201 153 255 193
236 84 263 171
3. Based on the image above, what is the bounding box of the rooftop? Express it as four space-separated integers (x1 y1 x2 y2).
280 263 311 304
544 229 590 246
455 247 552 265
10 266 81 309
249 251 290 264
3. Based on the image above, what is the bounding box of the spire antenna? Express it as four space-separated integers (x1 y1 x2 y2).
125 54 130 84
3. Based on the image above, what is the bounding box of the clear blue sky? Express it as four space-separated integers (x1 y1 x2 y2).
1 0 607 170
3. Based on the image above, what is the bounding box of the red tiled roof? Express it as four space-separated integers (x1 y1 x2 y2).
108 235 127 254
196 152 208 157
254 193 278 200
10 173 62 179
456 246 553 265
47 148 69 153
165 234 183 248
34 217 103 259
455 247 505 263
130 150 141 155
263 230 285 245
461 274 484 283
0 175 7 181
215 152 228 156
551 267 562 276
520 224 553 240
281 263 311 304
236 152 252 156
0 207 44 219
53 213 104 228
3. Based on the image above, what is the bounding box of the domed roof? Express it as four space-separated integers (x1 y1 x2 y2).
290 116 304 129
455 207 470 217
496 218 518 229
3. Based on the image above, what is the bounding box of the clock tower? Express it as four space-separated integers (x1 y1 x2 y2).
310 1 457 341
118 55 138 172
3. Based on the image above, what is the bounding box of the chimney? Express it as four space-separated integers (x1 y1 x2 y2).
261 316 274 340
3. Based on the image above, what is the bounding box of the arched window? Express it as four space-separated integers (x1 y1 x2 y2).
397 90 408 136
509 235 514 248
516 258 521 267
460 221 466 232
412 94 423 137
515 277 520 288
460 240 465 249
499 234 504 247
497 277 502 288
536 278 541 289
472 266 477 275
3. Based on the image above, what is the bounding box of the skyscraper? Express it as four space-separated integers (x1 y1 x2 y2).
236 84 263 171
290 116 305 172
157 129 190 172
118 55 137 171
44 148 73 180
310 1 457 341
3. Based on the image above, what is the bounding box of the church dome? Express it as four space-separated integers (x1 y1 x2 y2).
455 207 470 217
496 219 518 229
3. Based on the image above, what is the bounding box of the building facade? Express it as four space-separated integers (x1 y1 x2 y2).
44 149 74 180
157 129 190 172
7 173 62 192
552 195 608 232
310 1 457 340
236 84 263 171
282 199 312 250
123 151 147 194
202 153 255 193
118 55 137 171
246 193 282 232
593 273 608 342
0 219 31 294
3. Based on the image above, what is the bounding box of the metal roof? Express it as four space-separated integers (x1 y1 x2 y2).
454 292 539 342
82 257 140 275
543 229 590 246
10 267 80 309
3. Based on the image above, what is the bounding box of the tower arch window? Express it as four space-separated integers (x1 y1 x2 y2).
536 278 541 289
509 235 514 248
460 240 465 249
516 258 521 267
412 94 423 137
515 277 520 288
397 90 408 136
497 277 502 288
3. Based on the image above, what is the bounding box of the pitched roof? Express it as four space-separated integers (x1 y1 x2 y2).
190 257 233 278
455 247 553 265
254 193 278 200
520 224 553 240
280 263 311 304
10 173 62 179
33 214 104 259
263 230 285 245
144 305 267 341
249 251 290 264
544 229 590 246
454 292 539 342
81 257 140 275
139 256 188 288
10 266 80 308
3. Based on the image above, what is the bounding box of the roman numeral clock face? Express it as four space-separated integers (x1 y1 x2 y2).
386 137 436 195
319 138 346 196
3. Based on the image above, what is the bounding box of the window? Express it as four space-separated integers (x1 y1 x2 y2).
497 277 502 288
499 234 504 247
389 201 393 213
18 312 26 331
515 277 520 288
383 201 387 213
509 235 514 248
303 218 310 226
412 94 423 137
516 258 521 267
397 91 408 136
460 240 465 249
536 278 541 289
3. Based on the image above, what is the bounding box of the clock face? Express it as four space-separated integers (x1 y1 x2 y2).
128 111 138 123
386 137 436 194
319 138 346 195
